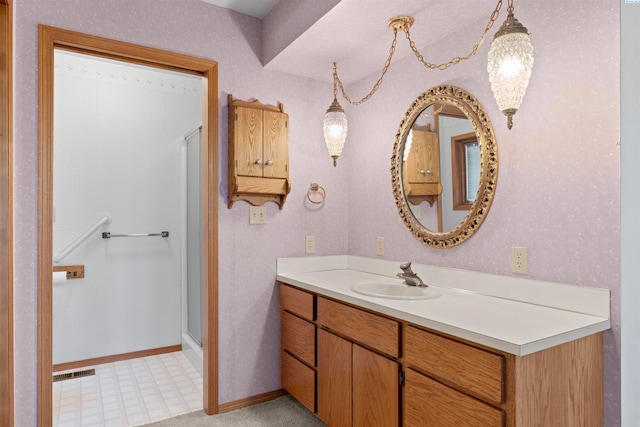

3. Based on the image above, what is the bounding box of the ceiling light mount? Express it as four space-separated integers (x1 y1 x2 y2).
387 16 414 32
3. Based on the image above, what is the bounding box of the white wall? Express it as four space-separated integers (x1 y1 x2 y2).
438 115 474 232
52 51 202 364
621 1 640 425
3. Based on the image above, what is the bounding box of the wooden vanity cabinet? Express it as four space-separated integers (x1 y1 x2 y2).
279 283 604 427
404 325 604 427
228 95 290 209
279 284 316 413
404 326 505 426
317 297 400 427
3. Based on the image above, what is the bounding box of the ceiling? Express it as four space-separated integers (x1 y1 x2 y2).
201 0 500 85
200 0 279 18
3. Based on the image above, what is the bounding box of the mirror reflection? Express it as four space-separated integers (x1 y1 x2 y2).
392 85 498 248
402 103 479 232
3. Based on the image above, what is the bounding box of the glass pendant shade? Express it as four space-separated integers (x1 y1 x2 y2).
323 97 348 167
487 10 534 129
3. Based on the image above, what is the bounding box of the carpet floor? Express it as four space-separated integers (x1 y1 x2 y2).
136 395 327 426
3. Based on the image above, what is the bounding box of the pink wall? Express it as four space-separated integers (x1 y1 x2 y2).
12 0 620 426
13 1 348 425
345 2 620 425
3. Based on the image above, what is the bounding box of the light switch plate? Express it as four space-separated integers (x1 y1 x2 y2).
249 206 267 224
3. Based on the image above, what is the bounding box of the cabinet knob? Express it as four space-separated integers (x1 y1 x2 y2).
266 160 273 166
426 169 432 174
420 169 425 174
255 159 263 166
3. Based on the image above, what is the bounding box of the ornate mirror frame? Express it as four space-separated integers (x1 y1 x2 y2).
391 85 498 248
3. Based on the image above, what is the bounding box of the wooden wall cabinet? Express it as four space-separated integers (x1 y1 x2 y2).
403 125 442 206
228 95 290 209
280 282 604 427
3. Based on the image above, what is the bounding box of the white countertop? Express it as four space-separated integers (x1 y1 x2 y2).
276 256 611 356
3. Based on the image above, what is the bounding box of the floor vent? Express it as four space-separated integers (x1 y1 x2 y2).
53 368 96 383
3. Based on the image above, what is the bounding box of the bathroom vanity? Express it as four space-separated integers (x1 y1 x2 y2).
277 256 610 427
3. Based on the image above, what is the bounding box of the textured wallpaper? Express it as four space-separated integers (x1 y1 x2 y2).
345 2 620 423
14 2 348 426
12 0 620 426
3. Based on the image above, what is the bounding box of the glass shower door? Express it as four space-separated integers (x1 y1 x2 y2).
186 128 202 346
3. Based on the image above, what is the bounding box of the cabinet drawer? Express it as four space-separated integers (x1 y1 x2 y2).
404 369 504 427
317 297 399 358
281 351 315 413
280 283 315 321
281 310 315 366
406 326 504 404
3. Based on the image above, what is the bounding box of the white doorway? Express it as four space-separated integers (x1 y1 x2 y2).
38 26 220 426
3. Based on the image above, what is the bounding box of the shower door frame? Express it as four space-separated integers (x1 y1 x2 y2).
37 26 219 426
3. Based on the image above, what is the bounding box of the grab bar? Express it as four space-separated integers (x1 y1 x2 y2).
53 215 112 264
102 231 169 238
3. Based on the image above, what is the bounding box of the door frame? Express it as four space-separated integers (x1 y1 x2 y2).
0 1 13 426
37 26 219 426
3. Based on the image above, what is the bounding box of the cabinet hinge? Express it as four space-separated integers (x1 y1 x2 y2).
399 370 405 387
235 113 238 120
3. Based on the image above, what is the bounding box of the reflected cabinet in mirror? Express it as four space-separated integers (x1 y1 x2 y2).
391 85 498 248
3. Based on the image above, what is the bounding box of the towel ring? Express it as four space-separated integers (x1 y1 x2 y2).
307 183 326 204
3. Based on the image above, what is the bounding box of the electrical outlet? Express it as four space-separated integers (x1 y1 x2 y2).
511 246 528 274
376 237 384 256
249 206 267 224
305 236 315 254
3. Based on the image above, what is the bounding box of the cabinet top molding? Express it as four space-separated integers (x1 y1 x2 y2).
228 94 284 113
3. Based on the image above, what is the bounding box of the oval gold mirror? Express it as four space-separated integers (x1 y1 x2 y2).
391 85 498 248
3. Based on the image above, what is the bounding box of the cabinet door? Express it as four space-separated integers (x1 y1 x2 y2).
234 106 263 177
405 129 440 184
353 344 399 427
317 329 352 427
404 369 504 427
262 109 289 179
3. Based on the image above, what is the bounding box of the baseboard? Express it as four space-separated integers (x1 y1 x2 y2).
219 389 287 413
52 344 182 372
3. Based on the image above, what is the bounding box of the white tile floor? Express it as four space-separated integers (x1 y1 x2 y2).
53 351 203 427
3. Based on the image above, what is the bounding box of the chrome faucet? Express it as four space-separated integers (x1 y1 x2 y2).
396 262 427 287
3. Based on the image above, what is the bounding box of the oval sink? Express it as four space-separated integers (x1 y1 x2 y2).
350 281 441 300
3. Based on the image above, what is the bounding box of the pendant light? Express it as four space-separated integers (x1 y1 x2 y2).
487 0 534 129
323 63 348 167
324 0 534 164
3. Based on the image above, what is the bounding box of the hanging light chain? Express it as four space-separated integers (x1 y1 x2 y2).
331 0 507 106
334 29 400 106
406 0 504 70
332 62 339 100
